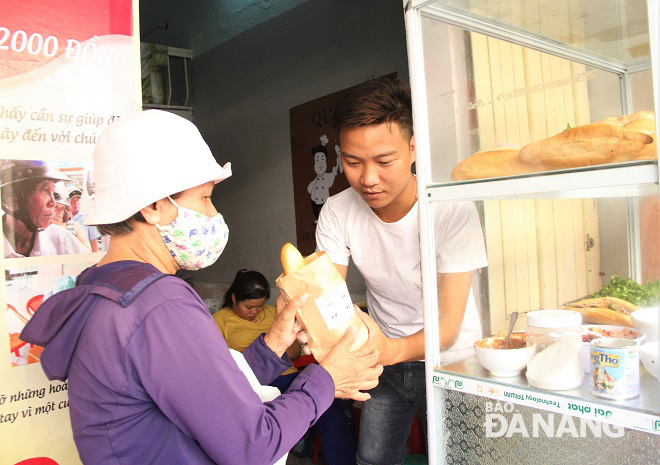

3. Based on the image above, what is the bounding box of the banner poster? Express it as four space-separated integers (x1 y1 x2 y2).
288 73 397 256
0 1 139 463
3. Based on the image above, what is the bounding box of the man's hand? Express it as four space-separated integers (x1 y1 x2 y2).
354 307 412 367
264 294 308 358
320 323 383 401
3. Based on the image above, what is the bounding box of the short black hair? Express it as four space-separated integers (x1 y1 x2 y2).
332 77 413 139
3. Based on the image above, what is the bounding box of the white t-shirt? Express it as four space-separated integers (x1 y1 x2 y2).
315 188 488 364
4 224 91 258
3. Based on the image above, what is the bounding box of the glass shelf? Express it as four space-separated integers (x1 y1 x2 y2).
427 161 658 201
414 0 651 70
433 356 660 433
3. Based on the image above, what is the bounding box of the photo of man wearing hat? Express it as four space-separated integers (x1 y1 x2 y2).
67 183 101 252
1 159 91 258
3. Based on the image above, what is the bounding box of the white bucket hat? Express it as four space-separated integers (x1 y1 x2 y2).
85 110 231 225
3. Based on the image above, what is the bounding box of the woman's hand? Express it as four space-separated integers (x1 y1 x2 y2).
320 308 385 401
264 294 308 358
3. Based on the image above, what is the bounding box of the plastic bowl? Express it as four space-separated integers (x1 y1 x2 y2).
580 325 646 373
631 307 659 343
639 342 659 381
474 333 534 377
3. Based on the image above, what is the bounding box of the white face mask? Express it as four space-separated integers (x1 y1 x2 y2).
155 196 229 270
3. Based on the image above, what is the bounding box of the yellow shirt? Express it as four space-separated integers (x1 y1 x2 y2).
213 304 297 376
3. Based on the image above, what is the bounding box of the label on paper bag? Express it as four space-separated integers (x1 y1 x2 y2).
315 282 354 330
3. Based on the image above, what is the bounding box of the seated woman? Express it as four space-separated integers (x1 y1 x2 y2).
214 269 357 465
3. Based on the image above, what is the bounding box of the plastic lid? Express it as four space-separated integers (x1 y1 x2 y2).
526 310 581 328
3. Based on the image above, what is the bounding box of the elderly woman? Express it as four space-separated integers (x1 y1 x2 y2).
21 110 382 465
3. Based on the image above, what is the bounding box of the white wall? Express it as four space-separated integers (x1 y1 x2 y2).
182 0 410 301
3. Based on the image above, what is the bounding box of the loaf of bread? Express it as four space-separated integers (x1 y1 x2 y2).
623 114 657 160
597 110 655 126
624 118 656 134
519 123 653 167
281 242 306 275
451 148 543 180
635 132 657 160
451 111 656 179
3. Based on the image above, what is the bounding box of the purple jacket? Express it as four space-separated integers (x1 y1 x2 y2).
21 261 334 465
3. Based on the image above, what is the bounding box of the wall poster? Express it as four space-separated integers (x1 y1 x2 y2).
0 1 139 463
288 74 397 256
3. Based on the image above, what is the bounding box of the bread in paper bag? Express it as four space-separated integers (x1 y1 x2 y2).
276 244 368 362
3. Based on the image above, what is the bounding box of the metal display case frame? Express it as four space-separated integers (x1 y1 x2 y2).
404 1 660 463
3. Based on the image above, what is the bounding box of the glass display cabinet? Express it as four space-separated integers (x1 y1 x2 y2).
404 1 659 463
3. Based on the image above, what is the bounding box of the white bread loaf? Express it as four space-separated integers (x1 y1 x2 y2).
451 148 543 180
597 110 655 126
519 123 653 167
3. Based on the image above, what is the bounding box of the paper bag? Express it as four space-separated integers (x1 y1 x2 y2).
276 251 368 362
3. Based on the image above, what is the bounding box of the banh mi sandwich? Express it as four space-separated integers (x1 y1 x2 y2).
562 296 639 327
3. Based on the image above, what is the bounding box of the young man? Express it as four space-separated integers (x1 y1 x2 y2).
315 77 488 465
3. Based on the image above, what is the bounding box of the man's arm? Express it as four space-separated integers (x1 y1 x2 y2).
334 263 472 366
381 271 472 365
435 271 472 350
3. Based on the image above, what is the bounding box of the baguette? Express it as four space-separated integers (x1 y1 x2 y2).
562 296 639 327
636 132 657 160
597 111 655 126
622 118 657 160
624 118 656 134
281 242 305 275
451 148 542 180
519 123 653 167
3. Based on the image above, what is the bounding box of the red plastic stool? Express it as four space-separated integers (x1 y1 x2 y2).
407 414 426 455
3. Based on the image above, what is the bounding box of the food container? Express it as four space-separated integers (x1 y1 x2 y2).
474 333 534 377
590 338 640 400
580 325 646 373
639 342 659 381
525 310 584 390
631 307 659 343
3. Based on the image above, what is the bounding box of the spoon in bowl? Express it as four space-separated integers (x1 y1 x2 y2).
504 311 519 350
